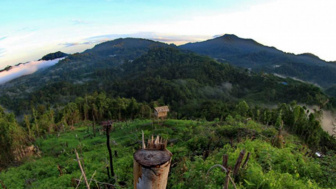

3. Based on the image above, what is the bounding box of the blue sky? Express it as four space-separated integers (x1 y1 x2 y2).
1 0 336 68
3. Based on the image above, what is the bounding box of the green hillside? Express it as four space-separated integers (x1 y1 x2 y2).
1 118 335 188
1 91 336 188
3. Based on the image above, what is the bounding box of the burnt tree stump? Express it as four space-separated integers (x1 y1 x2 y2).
101 120 115 178
133 136 172 189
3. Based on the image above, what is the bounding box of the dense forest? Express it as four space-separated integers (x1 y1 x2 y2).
0 38 336 188
0 45 334 115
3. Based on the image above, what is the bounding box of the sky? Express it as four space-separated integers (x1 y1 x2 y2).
1 0 336 69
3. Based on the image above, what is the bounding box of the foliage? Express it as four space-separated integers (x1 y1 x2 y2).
0 105 28 168
0 119 334 188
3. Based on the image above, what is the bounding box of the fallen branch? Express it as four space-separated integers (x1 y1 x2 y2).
88 170 97 186
224 168 231 189
75 175 83 189
242 152 250 168
75 149 90 189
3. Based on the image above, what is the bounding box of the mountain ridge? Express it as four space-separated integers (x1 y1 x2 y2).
179 34 336 88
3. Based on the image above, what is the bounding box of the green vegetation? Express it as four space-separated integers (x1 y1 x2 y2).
0 92 335 188
0 106 28 168
0 118 335 188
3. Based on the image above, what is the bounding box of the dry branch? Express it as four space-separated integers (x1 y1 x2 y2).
75 175 83 189
224 168 231 189
75 149 90 189
88 170 96 186
242 152 250 168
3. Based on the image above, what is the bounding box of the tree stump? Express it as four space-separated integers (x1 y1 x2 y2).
133 136 172 189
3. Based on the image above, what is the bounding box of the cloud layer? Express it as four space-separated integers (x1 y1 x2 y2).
0 58 64 85
59 32 209 50
0 48 5 57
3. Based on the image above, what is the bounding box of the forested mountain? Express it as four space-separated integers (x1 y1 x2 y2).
179 34 336 88
0 38 170 113
0 41 334 116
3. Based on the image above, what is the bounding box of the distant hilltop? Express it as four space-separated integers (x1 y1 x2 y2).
40 51 68 61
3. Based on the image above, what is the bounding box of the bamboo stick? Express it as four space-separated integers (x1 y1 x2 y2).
75 149 90 189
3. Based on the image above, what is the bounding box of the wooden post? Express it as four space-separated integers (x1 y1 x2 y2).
75 149 90 189
233 150 245 177
101 120 115 179
224 168 231 189
105 123 115 177
222 154 228 169
134 136 172 189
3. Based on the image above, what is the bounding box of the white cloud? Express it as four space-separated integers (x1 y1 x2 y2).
0 58 64 84
0 48 5 57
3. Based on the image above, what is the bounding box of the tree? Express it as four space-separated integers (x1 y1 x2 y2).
0 107 27 168
235 101 249 117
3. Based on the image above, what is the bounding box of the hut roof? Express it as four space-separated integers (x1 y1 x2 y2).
154 106 169 113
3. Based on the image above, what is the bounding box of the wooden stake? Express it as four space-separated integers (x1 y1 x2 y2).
224 168 231 189
222 154 228 169
233 150 245 177
75 149 90 189
105 124 115 177
134 136 172 189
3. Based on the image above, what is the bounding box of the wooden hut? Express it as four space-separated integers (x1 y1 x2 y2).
154 106 169 119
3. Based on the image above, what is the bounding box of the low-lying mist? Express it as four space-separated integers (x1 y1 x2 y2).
321 110 336 136
0 58 64 85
